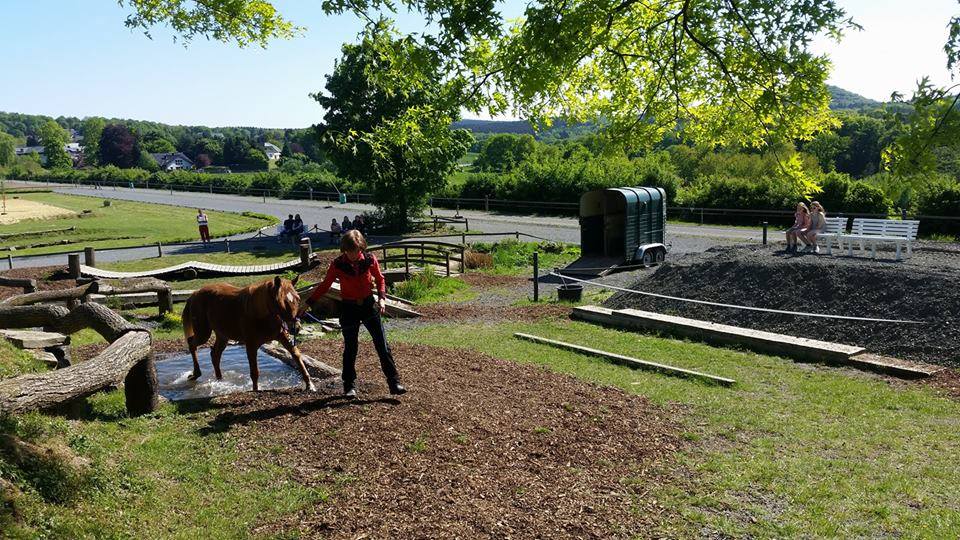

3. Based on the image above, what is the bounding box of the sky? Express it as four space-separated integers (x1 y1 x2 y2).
0 0 956 128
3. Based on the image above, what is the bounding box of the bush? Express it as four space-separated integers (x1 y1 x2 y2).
841 181 892 215
917 182 960 235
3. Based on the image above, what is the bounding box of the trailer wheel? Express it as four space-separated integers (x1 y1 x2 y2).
654 248 666 264
641 250 654 268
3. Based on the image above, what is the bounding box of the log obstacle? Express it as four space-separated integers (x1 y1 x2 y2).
0 282 100 307
0 301 158 416
513 332 736 387
0 276 37 293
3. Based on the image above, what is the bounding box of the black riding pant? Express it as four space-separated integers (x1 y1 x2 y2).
339 296 399 388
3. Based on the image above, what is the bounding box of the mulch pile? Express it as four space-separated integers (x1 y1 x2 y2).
207 341 680 539
604 245 960 367
0 265 74 302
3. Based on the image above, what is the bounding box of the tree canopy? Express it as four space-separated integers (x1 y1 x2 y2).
115 0 858 151
39 120 71 169
313 26 471 229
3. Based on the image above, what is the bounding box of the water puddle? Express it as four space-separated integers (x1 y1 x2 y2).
156 345 302 401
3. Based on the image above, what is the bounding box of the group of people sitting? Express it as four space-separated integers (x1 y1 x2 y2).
279 214 306 242
329 215 365 243
785 201 827 253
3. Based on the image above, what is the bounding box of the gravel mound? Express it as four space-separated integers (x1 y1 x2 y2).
603 245 960 367
211 341 680 539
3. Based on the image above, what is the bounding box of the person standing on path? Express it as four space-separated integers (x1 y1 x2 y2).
300 230 406 398
196 209 211 243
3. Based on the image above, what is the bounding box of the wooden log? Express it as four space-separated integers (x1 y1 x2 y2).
0 331 152 415
0 282 100 307
513 332 736 387
261 342 341 379
0 305 70 329
54 302 139 342
83 247 96 267
0 276 37 293
124 354 159 416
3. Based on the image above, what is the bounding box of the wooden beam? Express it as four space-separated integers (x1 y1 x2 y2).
513 332 735 387
0 276 37 293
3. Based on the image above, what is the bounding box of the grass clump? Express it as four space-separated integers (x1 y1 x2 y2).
469 240 580 276
0 341 48 380
392 271 472 303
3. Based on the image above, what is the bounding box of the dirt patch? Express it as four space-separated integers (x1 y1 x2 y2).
912 368 960 401
207 341 680 539
461 272 527 289
603 245 960 367
417 303 572 323
0 198 73 224
0 265 75 301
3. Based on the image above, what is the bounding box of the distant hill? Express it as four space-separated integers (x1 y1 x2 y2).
827 85 884 111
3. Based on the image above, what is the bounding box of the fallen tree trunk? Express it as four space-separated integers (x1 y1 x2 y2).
0 302 159 416
0 276 37 293
0 282 100 307
261 341 341 379
0 330 152 415
0 305 70 329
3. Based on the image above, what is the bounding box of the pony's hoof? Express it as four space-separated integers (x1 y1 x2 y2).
187 371 201 381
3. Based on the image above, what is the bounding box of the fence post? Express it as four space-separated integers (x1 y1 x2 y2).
68 254 80 278
83 247 96 268
460 246 466 273
465 218 469 232
515 231 520 240
461 233 466 245
700 208 704 225
309 187 313 201
225 238 231 253
209 183 213 194
485 196 489 212
299 238 312 268
404 247 409 275
445 251 451 277
6 254 12 270
262 192 266 204
762 222 768 245
157 289 173 315
533 251 539 302
157 242 162 257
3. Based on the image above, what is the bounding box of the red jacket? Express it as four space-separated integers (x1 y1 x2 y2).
307 252 385 304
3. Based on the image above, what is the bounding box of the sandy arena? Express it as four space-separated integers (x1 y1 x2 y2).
0 197 74 224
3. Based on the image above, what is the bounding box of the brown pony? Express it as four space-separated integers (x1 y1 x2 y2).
182 275 315 392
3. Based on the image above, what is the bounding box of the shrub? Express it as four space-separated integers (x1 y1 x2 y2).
917 182 960 235
841 181 892 215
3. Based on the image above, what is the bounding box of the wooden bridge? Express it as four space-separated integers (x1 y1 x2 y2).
369 240 466 281
78 258 304 280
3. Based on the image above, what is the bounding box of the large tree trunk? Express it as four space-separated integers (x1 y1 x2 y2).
0 305 70 329
54 302 139 342
0 282 100 307
0 331 151 415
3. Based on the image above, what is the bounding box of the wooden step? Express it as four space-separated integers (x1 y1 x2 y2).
572 305 866 365
0 329 69 349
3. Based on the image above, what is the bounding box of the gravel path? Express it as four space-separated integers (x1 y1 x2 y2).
603 244 960 367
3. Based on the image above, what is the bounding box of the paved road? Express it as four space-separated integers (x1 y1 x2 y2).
6 181 774 269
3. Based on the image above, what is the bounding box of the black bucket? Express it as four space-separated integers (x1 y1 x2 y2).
557 283 584 302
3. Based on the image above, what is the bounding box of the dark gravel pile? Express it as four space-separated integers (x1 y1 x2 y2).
211 341 680 539
603 245 960 367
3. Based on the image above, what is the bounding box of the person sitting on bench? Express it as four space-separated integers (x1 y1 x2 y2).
785 202 810 253
292 214 305 237
802 201 827 253
341 215 352 232
329 218 342 243
279 214 295 242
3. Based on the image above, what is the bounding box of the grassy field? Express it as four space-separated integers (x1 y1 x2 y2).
1 193 275 257
391 320 960 537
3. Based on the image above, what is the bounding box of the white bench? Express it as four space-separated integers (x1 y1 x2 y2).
816 217 848 255
840 219 919 260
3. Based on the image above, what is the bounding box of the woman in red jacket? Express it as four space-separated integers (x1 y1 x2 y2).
301 230 405 398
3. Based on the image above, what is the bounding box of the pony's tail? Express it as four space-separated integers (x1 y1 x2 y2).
182 297 194 341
